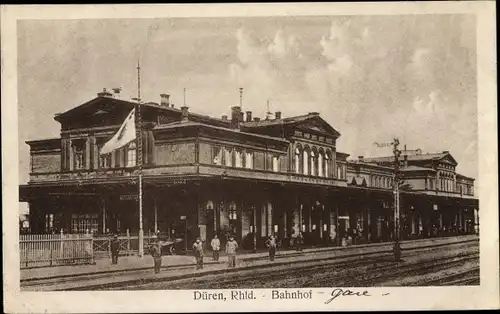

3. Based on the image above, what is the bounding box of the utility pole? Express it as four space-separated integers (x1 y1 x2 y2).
136 59 144 258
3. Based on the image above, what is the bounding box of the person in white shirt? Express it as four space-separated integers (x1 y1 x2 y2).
210 234 221 261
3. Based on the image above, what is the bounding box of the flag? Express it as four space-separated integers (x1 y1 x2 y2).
100 109 136 155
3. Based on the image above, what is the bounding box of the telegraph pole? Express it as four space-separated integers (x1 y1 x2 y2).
392 138 402 262
373 138 402 262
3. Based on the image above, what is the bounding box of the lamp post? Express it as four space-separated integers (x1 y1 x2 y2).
181 216 187 254
253 205 257 253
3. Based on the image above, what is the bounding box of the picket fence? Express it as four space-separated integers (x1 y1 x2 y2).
20 233 94 268
20 231 159 268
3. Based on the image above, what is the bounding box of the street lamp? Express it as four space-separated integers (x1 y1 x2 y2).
180 215 187 253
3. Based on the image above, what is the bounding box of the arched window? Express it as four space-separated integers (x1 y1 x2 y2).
303 150 309 175
295 147 301 174
206 200 214 210
318 153 324 177
235 149 243 168
224 147 232 167
245 151 253 169
272 155 280 172
126 141 136 167
324 153 330 177
310 150 316 176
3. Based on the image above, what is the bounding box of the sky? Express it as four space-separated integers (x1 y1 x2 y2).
17 15 478 193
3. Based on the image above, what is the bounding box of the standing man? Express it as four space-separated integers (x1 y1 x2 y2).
110 234 120 265
266 234 277 261
210 234 220 261
150 238 162 274
225 235 238 268
193 237 204 270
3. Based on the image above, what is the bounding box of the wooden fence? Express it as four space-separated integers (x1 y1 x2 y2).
20 233 94 268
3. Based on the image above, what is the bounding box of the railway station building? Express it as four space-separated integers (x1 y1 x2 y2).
19 89 479 249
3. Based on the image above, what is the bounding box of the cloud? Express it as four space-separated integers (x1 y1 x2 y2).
228 27 310 117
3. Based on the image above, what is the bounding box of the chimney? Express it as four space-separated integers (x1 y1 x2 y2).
171 104 175 109
246 111 252 122
231 106 242 128
180 106 189 122
112 87 121 98
275 111 282 120
97 88 113 97
221 115 228 121
160 94 170 107
358 156 364 162
254 117 261 122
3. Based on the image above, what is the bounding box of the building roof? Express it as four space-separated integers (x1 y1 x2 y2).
241 112 341 138
400 165 436 172
54 96 232 128
456 173 475 181
362 151 457 164
154 121 290 143
241 113 318 127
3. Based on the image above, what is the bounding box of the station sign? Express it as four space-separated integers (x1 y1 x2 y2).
120 194 138 201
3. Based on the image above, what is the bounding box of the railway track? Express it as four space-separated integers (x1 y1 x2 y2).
420 267 480 286
22 237 478 291
115 240 478 290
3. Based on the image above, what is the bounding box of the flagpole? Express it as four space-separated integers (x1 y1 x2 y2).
136 58 144 258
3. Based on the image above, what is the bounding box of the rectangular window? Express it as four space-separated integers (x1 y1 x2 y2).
97 142 112 169
213 146 222 165
127 149 136 167
272 156 280 172
126 142 137 167
245 151 253 169
114 148 122 168
70 214 98 234
72 139 86 170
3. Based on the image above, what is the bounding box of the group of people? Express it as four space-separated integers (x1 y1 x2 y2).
193 234 240 269
109 233 280 274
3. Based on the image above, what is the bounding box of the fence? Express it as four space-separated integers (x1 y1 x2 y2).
93 230 157 257
20 233 94 268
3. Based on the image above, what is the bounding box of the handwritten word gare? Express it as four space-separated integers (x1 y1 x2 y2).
325 289 371 304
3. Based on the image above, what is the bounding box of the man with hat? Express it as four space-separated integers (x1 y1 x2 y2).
225 234 238 268
110 234 120 265
266 234 277 262
192 237 204 270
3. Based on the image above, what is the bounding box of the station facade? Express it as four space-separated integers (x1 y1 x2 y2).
19 89 479 249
